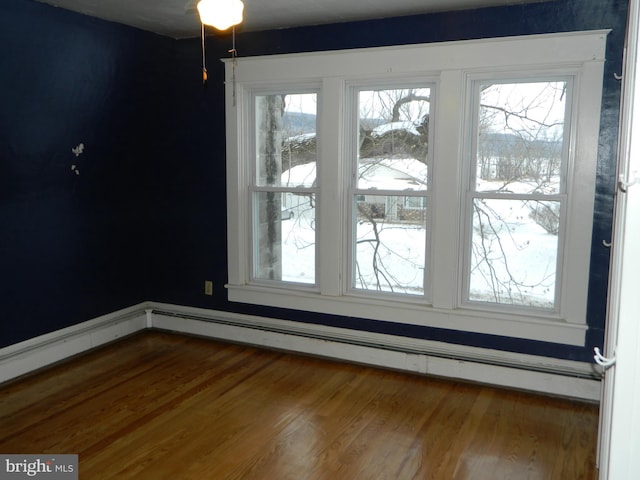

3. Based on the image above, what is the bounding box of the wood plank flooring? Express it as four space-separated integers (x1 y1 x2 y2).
0 331 599 479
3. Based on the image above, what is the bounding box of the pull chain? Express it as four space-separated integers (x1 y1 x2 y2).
201 22 208 86
229 26 238 105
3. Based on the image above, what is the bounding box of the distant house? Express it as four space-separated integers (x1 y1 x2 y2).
282 156 428 224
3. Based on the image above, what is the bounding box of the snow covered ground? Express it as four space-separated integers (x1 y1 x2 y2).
279 177 558 309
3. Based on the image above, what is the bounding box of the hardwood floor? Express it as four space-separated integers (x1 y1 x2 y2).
0 331 599 479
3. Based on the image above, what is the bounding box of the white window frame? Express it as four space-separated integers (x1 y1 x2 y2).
460 73 576 316
224 30 608 346
248 86 321 288
345 80 435 301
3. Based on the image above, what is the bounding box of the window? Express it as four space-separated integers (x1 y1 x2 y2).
251 91 318 285
464 79 570 312
349 86 431 296
224 31 607 345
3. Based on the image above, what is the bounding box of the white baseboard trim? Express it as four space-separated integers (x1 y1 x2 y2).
0 301 603 402
149 302 603 402
0 304 148 384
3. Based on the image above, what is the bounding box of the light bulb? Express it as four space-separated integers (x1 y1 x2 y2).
197 0 244 31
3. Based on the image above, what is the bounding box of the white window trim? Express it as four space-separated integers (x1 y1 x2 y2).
224 30 608 346
345 80 435 300
248 86 321 287
460 72 576 317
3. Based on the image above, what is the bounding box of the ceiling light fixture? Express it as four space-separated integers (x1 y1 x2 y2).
197 0 244 31
197 0 244 91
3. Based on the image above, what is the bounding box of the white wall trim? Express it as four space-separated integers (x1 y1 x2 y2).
150 302 602 401
0 304 148 384
0 301 602 402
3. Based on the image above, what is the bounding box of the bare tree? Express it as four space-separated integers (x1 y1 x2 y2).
469 81 566 308
269 82 564 305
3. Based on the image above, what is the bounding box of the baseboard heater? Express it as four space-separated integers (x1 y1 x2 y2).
150 307 602 382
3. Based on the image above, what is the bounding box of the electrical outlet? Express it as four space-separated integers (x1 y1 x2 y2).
204 280 213 296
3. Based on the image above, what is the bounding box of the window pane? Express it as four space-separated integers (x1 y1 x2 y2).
358 158 428 191
469 198 559 309
353 195 426 295
254 192 316 284
357 88 430 190
256 93 317 187
476 81 566 194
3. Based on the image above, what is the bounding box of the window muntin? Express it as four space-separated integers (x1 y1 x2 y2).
464 79 570 311
349 87 431 296
251 92 318 285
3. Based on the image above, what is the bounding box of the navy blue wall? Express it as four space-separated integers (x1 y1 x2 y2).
0 0 175 346
1 0 628 363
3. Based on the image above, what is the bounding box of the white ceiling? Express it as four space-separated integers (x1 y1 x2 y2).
35 0 542 39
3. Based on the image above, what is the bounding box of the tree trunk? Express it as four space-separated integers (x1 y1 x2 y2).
256 95 284 280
